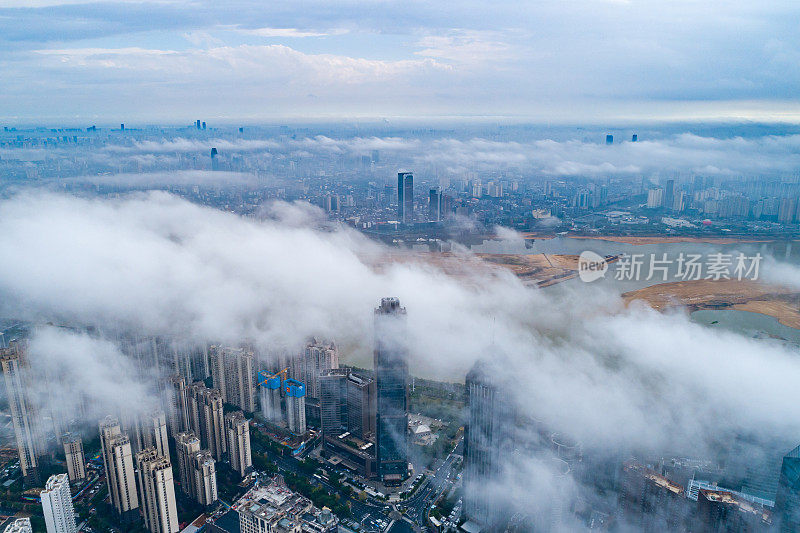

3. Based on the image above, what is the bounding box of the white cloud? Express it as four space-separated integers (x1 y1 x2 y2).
240 27 348 38
414 30 513 65
34 44 450 85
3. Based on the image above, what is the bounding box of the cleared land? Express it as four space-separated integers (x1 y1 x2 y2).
623 279 800 329
372 251 590 287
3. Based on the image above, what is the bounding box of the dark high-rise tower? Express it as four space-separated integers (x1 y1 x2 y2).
374 297 408 483
319 368 349 439
463 360 515 529
777 445 800 532
397 172 414 224
429 187 441 222
664 179 676 211
347 372 375 440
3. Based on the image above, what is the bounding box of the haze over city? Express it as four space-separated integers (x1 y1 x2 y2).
2 2 800 533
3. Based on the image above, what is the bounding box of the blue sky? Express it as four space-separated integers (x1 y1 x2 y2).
1 0 799 123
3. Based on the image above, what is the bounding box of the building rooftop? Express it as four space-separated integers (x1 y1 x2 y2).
231 475 336 531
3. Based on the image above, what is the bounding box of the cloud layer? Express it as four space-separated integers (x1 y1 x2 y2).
2 190 800 525
7 131 800 180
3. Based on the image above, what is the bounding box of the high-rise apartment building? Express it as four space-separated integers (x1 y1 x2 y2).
141 409 169 460
136 447 179 533
62 433 86 483
647 187 664 208
175 431 218 507
346 373 376 441
187 383 226 461
300 339 339 400
41 473 77 533
397 172 414 224
374 297 409 483
99 416 139 522
166 374 190 436
1 343 42 485
209 346 256 412
284 379 307 434
190 450 218 507
175 432 200 497
225 411 252 476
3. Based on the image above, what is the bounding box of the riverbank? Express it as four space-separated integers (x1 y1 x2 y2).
623 279 800 330
522 233 780 245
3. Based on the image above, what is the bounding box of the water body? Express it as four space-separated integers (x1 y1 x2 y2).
691 309 800 344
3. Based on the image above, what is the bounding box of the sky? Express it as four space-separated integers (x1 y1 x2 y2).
1 0 800 122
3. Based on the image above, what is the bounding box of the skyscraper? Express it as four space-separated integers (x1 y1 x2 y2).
346 373 376 441
41 473 77 533
428 187 441 222
62 434 86 483
1 343 42 486
175 432 200 497
300 339 339 400
319 368 350 438
776 444 800 532
209 346 256 412
225 411 252 477
175 431 218 507
647 188 664 208
258 370 283 423
284 379 307 434
166 374 190 437
99 416 139 522
374 297 409 484
664 179 676 212
463 360 515 529
136 447 179 533
397 172 414 224
141 409 169 460
190 450 218 507
187 383 226 461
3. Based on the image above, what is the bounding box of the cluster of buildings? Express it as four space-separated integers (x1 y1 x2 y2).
460 357 800 533
0 295 417 531
0 338 254 533
1 473 78 533
257 299 412 485
646 177 800 224
208 475 338 533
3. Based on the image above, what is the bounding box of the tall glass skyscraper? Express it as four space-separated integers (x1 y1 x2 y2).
397 172 413 224
374 297 408 483
777 444 800 532
464 360 514 529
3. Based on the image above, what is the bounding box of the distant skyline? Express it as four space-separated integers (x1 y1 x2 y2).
1 1 799 123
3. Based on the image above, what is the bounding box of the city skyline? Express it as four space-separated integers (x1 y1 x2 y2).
3 0 800 531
